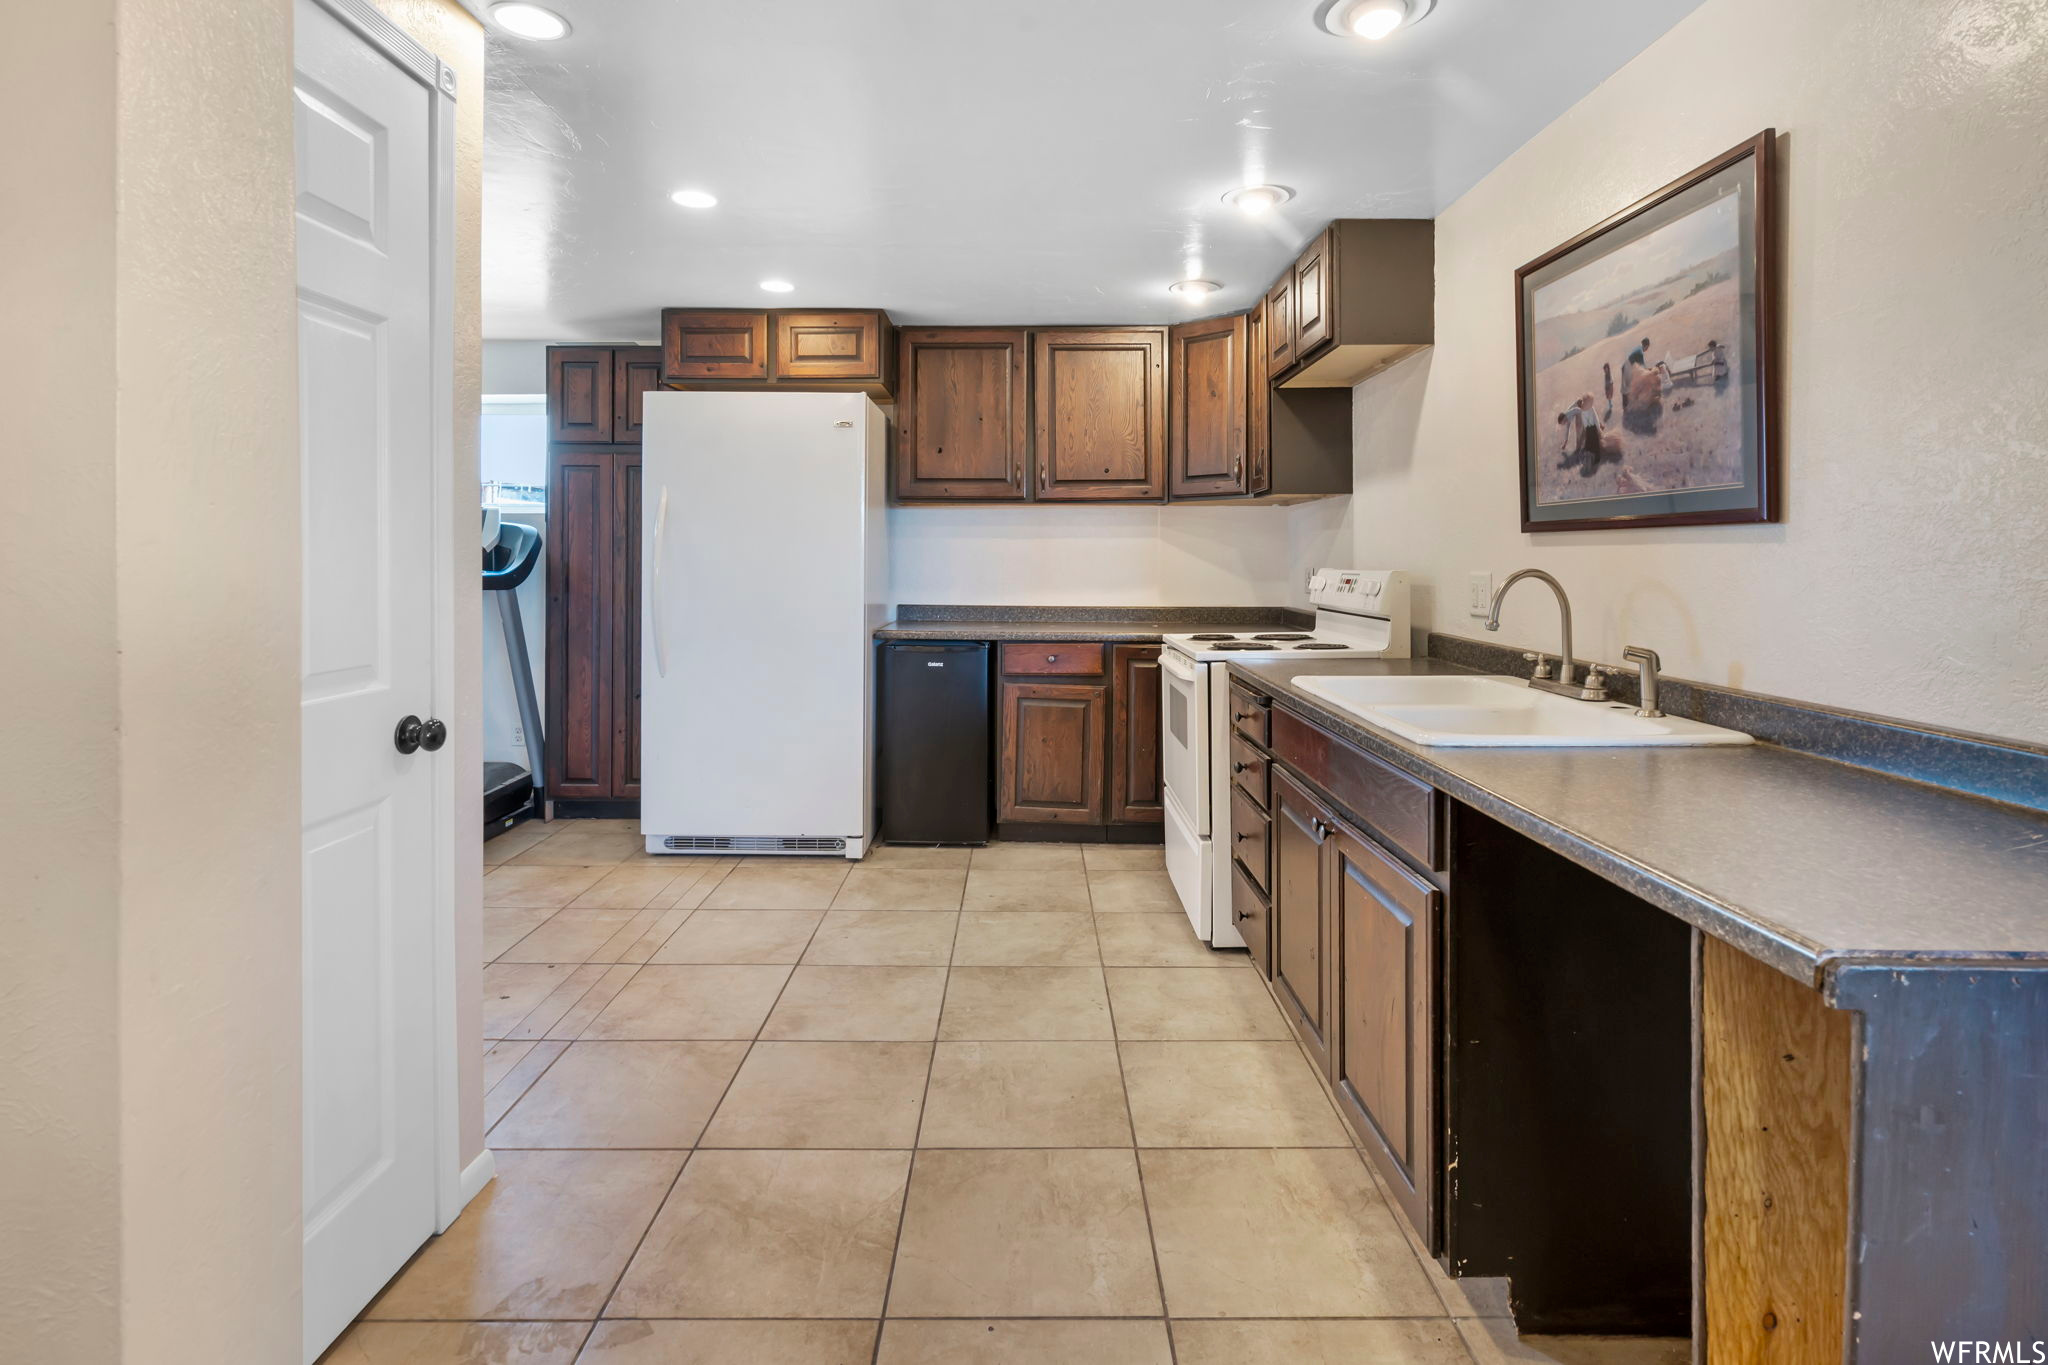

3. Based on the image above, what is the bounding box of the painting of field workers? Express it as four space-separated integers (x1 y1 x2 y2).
1529 191 1744 507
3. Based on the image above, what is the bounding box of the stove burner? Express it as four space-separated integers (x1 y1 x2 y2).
1294 642 1350 650
1210 641 1271 651
1186 633 1238 641
1252 633 1312 641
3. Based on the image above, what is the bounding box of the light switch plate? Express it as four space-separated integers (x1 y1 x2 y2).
1468 572 1494 617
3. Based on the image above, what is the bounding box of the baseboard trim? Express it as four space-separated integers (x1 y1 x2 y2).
458 1149 497 1211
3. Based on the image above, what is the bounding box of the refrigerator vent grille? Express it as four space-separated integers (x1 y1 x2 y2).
662 835 848 854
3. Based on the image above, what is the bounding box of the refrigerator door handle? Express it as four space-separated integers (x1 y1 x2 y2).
651 484 671 679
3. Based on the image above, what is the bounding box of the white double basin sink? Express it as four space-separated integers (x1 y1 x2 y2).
1295 674 1752 748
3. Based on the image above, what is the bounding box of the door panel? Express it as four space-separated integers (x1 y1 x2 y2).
295 1 439 1355
547 346 614 443
1246 300 1272 493
546 450 613 799
1333 822 1439 1237
1294 228 1334 357
661 309 770 383
1265 275 1296 378
611 456 642 798
1110 644 1163 824
999 680 1107 823
1033 329 1166 501
612 346 664 443
775 311 889 384
895 328 1029 500
1168 315 1249 498
1270 768 1333 1075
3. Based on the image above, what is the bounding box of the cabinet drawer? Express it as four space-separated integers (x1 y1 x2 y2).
1230 859 1271 978
1229 732 1270 809
1272 706 1439 870
1231 784 1271 893
1001 642 1106 677
1229 682 1271 747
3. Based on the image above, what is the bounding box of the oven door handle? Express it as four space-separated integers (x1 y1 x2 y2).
1159 649 1199 685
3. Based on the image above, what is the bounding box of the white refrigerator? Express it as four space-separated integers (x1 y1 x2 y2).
640 391 890 858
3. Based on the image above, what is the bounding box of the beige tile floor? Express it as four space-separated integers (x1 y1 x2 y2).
326 820 1687 1365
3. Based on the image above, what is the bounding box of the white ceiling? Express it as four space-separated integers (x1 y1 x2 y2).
482 0 1704 339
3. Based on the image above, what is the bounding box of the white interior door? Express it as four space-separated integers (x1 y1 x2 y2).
295 1 439 1357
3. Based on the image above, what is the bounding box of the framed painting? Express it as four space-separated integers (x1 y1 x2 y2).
1515 130 1779 531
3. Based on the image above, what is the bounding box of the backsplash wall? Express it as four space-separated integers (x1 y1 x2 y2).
890 504 1298 607
1290 0 2048 742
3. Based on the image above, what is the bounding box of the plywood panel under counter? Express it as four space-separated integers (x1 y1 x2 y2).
1700 935 1853 1364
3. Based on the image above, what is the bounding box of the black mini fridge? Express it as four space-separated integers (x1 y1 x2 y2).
878 642 991 844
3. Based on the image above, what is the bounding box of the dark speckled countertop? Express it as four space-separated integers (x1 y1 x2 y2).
1231 656 2048 986
875 604 1312 644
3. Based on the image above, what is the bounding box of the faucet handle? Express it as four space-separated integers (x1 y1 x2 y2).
1521 652 1554 681
1583 663 1612 699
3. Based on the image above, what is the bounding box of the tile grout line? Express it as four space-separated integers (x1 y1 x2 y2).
584 863 822 1329
868 879 962 1362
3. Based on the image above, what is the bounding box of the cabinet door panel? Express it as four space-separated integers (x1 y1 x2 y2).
610 455 642 798
1332 822 1438 1236
1246 299 1272 494
1271 767 1333 1074
548 346 614 444
1168 315 1249 498
1294 227 1334 357
661 309 770 383
896 328 1029 500
612 346 664 444
999 680 1107 824
545 449 613 799
775 311 889 384
1264 276 1296 379
1034 329 1167 501
1110 644 1163 824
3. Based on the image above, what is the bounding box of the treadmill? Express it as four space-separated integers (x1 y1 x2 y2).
483 510 546 828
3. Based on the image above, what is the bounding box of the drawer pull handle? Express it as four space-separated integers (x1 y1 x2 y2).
1233 762 1250 773
1236 830 1254 842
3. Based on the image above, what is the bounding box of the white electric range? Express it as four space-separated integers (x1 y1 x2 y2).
1159 569 1412 945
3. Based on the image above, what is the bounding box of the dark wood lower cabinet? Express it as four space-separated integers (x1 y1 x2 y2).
1270 766 1335 1075
998 679 1107 825
545 447 614 800
609 456 642 799
1109 644 1163 824
1330 819 1439 1238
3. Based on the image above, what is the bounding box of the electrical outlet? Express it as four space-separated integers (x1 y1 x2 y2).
510 725 524 746
1468 572 1494 617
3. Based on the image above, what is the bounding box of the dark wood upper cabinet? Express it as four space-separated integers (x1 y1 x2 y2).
773 311 893 390
1292 227 1334 357
659 308 895 396
1264 275 1296 381
1246 299 1272 494
1270 219 1434 388
1271 765 1335 1076
1167 314 1251 499
1033 328 1167 502
895 328 1030 501
1331 817 1439 1238
998 678 1108 825
611 346 664 444
1109 644 1164 825
547 346 615 444
660 309 771 384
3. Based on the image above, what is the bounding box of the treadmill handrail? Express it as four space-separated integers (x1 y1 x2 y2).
483 520 542 592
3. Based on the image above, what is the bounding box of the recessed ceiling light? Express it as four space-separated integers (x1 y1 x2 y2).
1168 279 1223 301
1224 184 1294 216
669 189 718 209
490 3 571 40
759 279 796 293
1317 0 1435 41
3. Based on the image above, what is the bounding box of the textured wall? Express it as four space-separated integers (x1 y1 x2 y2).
112 0 304 1358
890 505 1300 607
1292 0 2048 740
0 2 123 1358
372 0 492 1195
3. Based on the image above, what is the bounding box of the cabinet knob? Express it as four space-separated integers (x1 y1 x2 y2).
1047 655 1058 664
1235 830 1254 842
